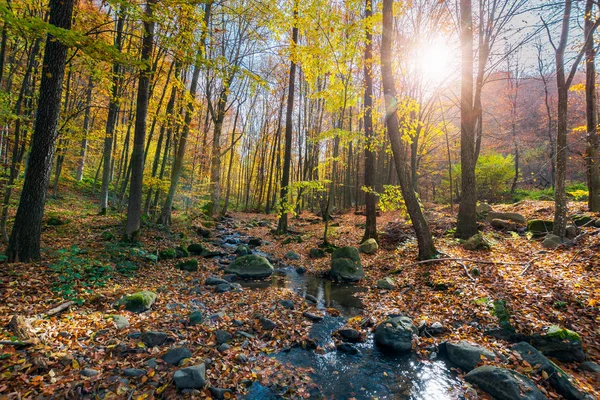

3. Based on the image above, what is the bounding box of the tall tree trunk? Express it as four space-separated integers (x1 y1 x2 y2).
455 0 478 239
276 4 298 234
76 74 94 181
100 9 125 215
124 0 155 242
6 0 75 262
381 0 437 260
362 0 377 243
585 0 600 211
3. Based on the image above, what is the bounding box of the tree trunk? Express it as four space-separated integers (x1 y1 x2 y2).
76 74 94 181
124 0 155 242
6 0 75 262
381 0 437 260
455 0 478 240
585 0 600 211
362 0 377 243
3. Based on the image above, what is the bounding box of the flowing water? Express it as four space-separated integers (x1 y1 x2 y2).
214 226 463 399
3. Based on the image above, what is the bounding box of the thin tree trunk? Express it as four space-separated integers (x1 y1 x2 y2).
585 0 600 211
76 74 94 181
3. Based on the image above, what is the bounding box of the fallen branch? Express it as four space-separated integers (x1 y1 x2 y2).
0 339 35 347
393 257 529 272
456 261 476 282
520 260 534 276
40 301 75 318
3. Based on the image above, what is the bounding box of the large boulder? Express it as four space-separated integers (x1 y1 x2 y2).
527 219 553 237
512 342 591 400
374 315 417 354
486 212 525 224
446 341 496 372
530 326 585 362
359 238 378 254
114 291 157 313
330 247 364 282
225 255 274 279
465 366 547 400
542 234 571 249
174 364 206 390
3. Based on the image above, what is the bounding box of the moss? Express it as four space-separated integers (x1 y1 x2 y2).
47 216 66 226
527 219 553 232
572 214 593 227
175 246 189 258
176 259 198 272
101 231 115 241
187 243 205 255
331 246 361 262
463 234 491 251
159 248 176 260
492 299 513 331
547 325 581 342
115 290 157 313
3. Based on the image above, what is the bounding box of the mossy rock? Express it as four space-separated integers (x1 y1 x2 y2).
309 248 326 259
330 247 363 282
189 311 203 325
547 325 581 342
331 246 361 263
463 234 491 251
359 238 378 254
572 214 593 227
176 259 198 272
159 248 177 260
47 216 66 226
527 219 553 236
492 300 513 331
175 246 189 258
486 212 525 224
114 291 157 313
282 235 303 245
224 255 274 279
187 243 205 255
235 244 251 257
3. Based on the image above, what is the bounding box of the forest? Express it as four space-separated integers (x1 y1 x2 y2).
0 0 599 398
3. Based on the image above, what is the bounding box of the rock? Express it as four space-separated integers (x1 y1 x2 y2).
80 368 99 377
465 366 547 400
580 361 600 374
337 343 359 355
224 255 274 279
234 244 251 257
215 283 232 293
47 216 65 226
278 300 295 309
476 203 493 217
209 387 233 399
374 315 417 354
527 219 554 237
512 342 591 400
215 330 232 345
202 250 225 258
338 328 361 342
189 311 203 325
259 317 277 331
217 343 230 353
463 234 491 251
111 315 130 329
141 331 169 347
248 237 263 246
174 364 206 390
542 234 570 249
161 347 192 365
572 214 593 227
486 212 525 224
236 354 249 364
330 247 364 282
309 248 326 259
377 277 395 290
303 312 323 322
305 294 318 303
491 219 518 231
359 238 378 254
175 246 189 258
530 326 585 362
187 243 205 255
197 227 211 238
285 251 300 260
446 341 496 372
176 259 198 272
295 266 306 274
566 225 578 239
123 368 145 377
419 321 445 336
205 276 228 286
159 248 177 259
114 291 157 313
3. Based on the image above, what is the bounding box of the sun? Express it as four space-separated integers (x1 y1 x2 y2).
416 37 455 86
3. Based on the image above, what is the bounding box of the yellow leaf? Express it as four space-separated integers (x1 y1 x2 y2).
542 370 549 379
156 384 169 394
72 359 80 369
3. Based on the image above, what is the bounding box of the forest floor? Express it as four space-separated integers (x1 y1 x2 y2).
0 184 599 399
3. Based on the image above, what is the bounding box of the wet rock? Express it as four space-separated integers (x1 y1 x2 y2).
162 347 192 365
189 311 203 325
512 342 591 400
377 277 395 290
330 247 364 282
174 364 206 390
215 330 232 345
278 300 295 310
463 234 491 251
359 238 378 254
237 331 255 339
309 248 326 259
222 274 237 282
217 343 230 353
205 276 229 286
209 387 233 399
303 312 323 322
446 341 496 372
259 317 277 331
234 244 251 257
418 321 445 336
114 291 157 313
305 294 318 303
337 343 360 355
80 368 99 377
225 255 274 279
215 283 232 293
176 259 198 272
111 315 129 330
465 366 547 400
123 368 145 377
338 328 361 342
248 237 263 246
580 361 600 374
141 331 169 347
285 251 300 260
530 326 585 362
374 315 417 354
146 358 158 369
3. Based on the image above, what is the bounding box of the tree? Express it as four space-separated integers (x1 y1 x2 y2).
381 0 437 260
362 0 377 242
124 0 156 242
276 3 299 234
6 0 76 262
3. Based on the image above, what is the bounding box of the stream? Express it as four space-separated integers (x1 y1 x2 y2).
213 224 464 399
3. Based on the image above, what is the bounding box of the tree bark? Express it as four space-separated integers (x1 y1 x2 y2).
585 0 600 211
6 0 75 262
